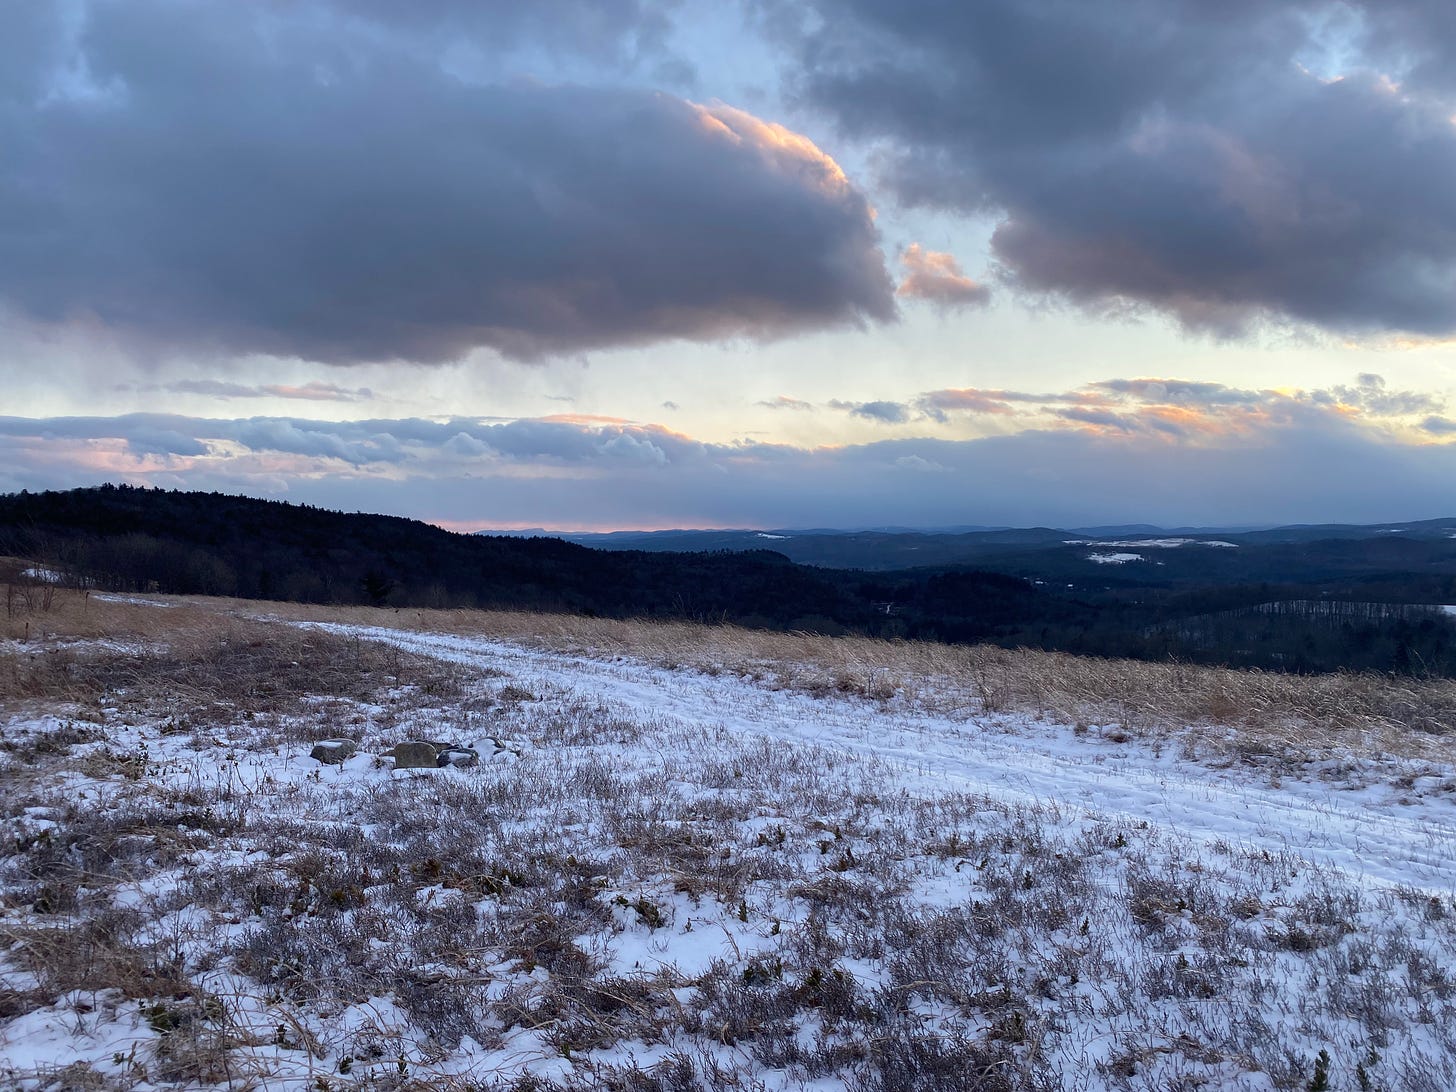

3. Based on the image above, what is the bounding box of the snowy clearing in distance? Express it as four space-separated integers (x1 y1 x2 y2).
1064 539 1239 549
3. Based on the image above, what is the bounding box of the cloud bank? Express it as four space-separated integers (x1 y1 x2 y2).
3 375 1452 528
781 0 1456 337
0 2 893 365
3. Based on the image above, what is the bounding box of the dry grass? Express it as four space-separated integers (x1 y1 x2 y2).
0 588 464 723
2 585 213 645
7 586 1456 761
216 598 1456 761
3 585 1455 1088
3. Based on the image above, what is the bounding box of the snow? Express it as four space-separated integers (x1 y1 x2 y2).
1087 551 1143 564
309 623 1456 895
3 613 1455 1089
755 533 789 540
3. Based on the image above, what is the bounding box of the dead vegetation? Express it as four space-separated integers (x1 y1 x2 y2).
205 598 1456 761
2 588 1455 1088
0 587 466 726
6 585 1455 774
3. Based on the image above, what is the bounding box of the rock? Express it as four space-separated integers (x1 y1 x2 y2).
310 739 357 764
390 741 439 769
437 747 479 768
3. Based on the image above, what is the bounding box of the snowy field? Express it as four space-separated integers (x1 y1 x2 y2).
2 601 1455 1090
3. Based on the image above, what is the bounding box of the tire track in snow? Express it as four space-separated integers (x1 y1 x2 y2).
309 623 1456 895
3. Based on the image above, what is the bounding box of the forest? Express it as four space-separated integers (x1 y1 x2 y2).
4 484 1455 677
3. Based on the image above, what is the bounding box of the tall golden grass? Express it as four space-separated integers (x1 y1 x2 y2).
235 599 1456 760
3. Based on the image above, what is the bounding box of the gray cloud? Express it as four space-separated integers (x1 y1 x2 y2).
119 427 211 458
758 395 814 410
781 0 1456 337
1321 373 1443 417
1089 379 1264 407
229 420 404 466
5 406 1456 529
829 399 912 424
1056 407 1140 433
915 388 1047 421
1 2 893 365
856 374 1447 434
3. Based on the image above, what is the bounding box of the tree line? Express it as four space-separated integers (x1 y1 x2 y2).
4 484 1454 676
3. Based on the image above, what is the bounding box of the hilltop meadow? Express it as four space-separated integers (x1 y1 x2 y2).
1 583 1454 1089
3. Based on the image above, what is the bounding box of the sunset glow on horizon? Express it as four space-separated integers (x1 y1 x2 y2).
3 1 1456 529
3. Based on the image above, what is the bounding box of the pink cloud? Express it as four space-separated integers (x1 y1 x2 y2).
896 244 991 310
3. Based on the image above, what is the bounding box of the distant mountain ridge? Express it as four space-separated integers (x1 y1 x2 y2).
475 517 1456 572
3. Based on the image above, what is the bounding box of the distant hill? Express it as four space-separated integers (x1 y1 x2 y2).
6 485 1456 675
489 526 1076 571
481 518 1456 579
0 485 1042 642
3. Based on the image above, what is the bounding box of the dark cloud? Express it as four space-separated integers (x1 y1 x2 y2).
781 0 1456 337
0 2 892 365
895 244 990 310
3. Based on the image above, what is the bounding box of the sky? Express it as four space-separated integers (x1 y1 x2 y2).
4 0 1456 531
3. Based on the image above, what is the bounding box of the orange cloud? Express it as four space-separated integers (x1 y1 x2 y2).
692 102 851 194
896 244 991 309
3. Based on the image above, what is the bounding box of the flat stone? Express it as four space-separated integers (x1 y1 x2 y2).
437 747 479 768
390 741 440 769
309 739 357 765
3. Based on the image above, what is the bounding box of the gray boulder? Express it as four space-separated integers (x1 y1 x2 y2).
390 741 440 769
309 739 357 765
